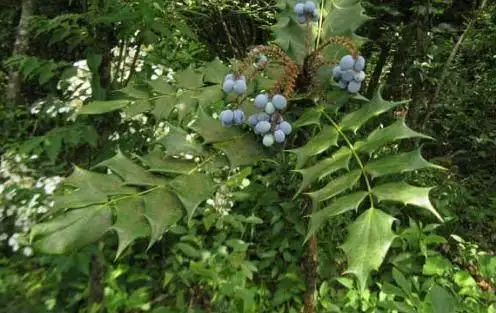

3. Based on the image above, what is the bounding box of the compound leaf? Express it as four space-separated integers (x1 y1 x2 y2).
307 169 361 205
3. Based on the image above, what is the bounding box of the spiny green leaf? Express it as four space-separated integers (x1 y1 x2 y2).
214 136 268 168
143 189 183 249
140 150 196 175
168 173 216 221
341 207 397 291
339 86 406 133
365 149 445 178
294 147 352 195
197 85 224 107
307 169 361 205
148 79 175 94
122 99 152 117
96 150 166 186
112 199 150 259
157 124 204 156
322 0 371 45
203 58 229 84
151 94 177 120
31 205 112 254
176 90 198 122
355 118 434 155
372 182 443 222
189 108 243 143
306 191 368 242
175 66 204 90
293 108 322 129
119 84 150 99
79 99 130 115
54 167 136 209
271 10 307 63
288 125 339 169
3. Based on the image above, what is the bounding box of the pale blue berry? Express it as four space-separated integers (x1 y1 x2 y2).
274 130 285 143
263 134 275 147
339 55 354 71
338 80 348 89
255 121 271 134
220 110 234 127
265 102 275 114
294 3 305 15
233 79 247 95
354 56 366 71
223 79 235 93
304 1 316 13
342 70 355 82
248 114 258 127
354 71 366 82
254 93 269 108
272 94 287 110
279 121 292 135
233 109 245 125
347 81 361 93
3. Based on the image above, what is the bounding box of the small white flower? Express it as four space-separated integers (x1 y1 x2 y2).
23 247 33 257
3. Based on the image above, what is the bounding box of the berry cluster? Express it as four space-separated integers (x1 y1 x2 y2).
332 55 366 93
219 109 245 128
294 1 319 24
247 93 292 147
223 74 247 95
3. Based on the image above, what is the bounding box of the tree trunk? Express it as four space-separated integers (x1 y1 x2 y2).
88 249 105 312
366 43 390 98
6 0 35 105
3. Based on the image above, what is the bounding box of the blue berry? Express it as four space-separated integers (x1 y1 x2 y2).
296 14 307 24
248 114 258 127
257 112 270 122
338 80 348 89
223 79 235 93
272 94 287 110
220 110 234 127
354 56 366 71
294 3 305 15
233 79 247 95
342 70 355 82
279 121 292 135
304 1 316 13
224 74 234 82
274 130 285 143
254 93 269 108
339 55 354 71
265 102 275 114
354 71 366 82
332 66 342 80
263 134 275 147
255 121 271 134
347 81 361 93
233 109 245 125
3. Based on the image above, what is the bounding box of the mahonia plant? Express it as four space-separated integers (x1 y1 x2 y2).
29 0 445 294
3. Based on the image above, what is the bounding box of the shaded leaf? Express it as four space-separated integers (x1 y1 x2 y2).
143 189 183 249
306 191 367 242
339 86 406 133
203 58 229 84
168 173 216 220
294 147 352 194
214 136 268 168
307 169 361 204
293 108 321 128
148 79 175 94
365 149 445 178
140 150 196 175
151 94 177 120
96 151 165 186
424 284 456 313
288 125 339 169
271 13 306 63
372 182 443 222
79 100 130 115
31 205 112 254
122 99 152 117
341 208 397 291
197 85 224 107
112 199 150 259
356 118 433 155
157 124 204 156
189 108 242 143
175 66 204 90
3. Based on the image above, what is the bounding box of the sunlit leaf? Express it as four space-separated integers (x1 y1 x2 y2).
151 95 177 120
355 118 434 155
175 66 204 90
341 207 397 291
372 182 443 222
365 149 445 178
189 108 243 143
157 124 204 156
214 136 268 168
140 150 196 175
293 108 322 129
203 58 229 84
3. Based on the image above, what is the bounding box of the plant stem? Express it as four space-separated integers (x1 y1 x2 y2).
321 110 374 204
